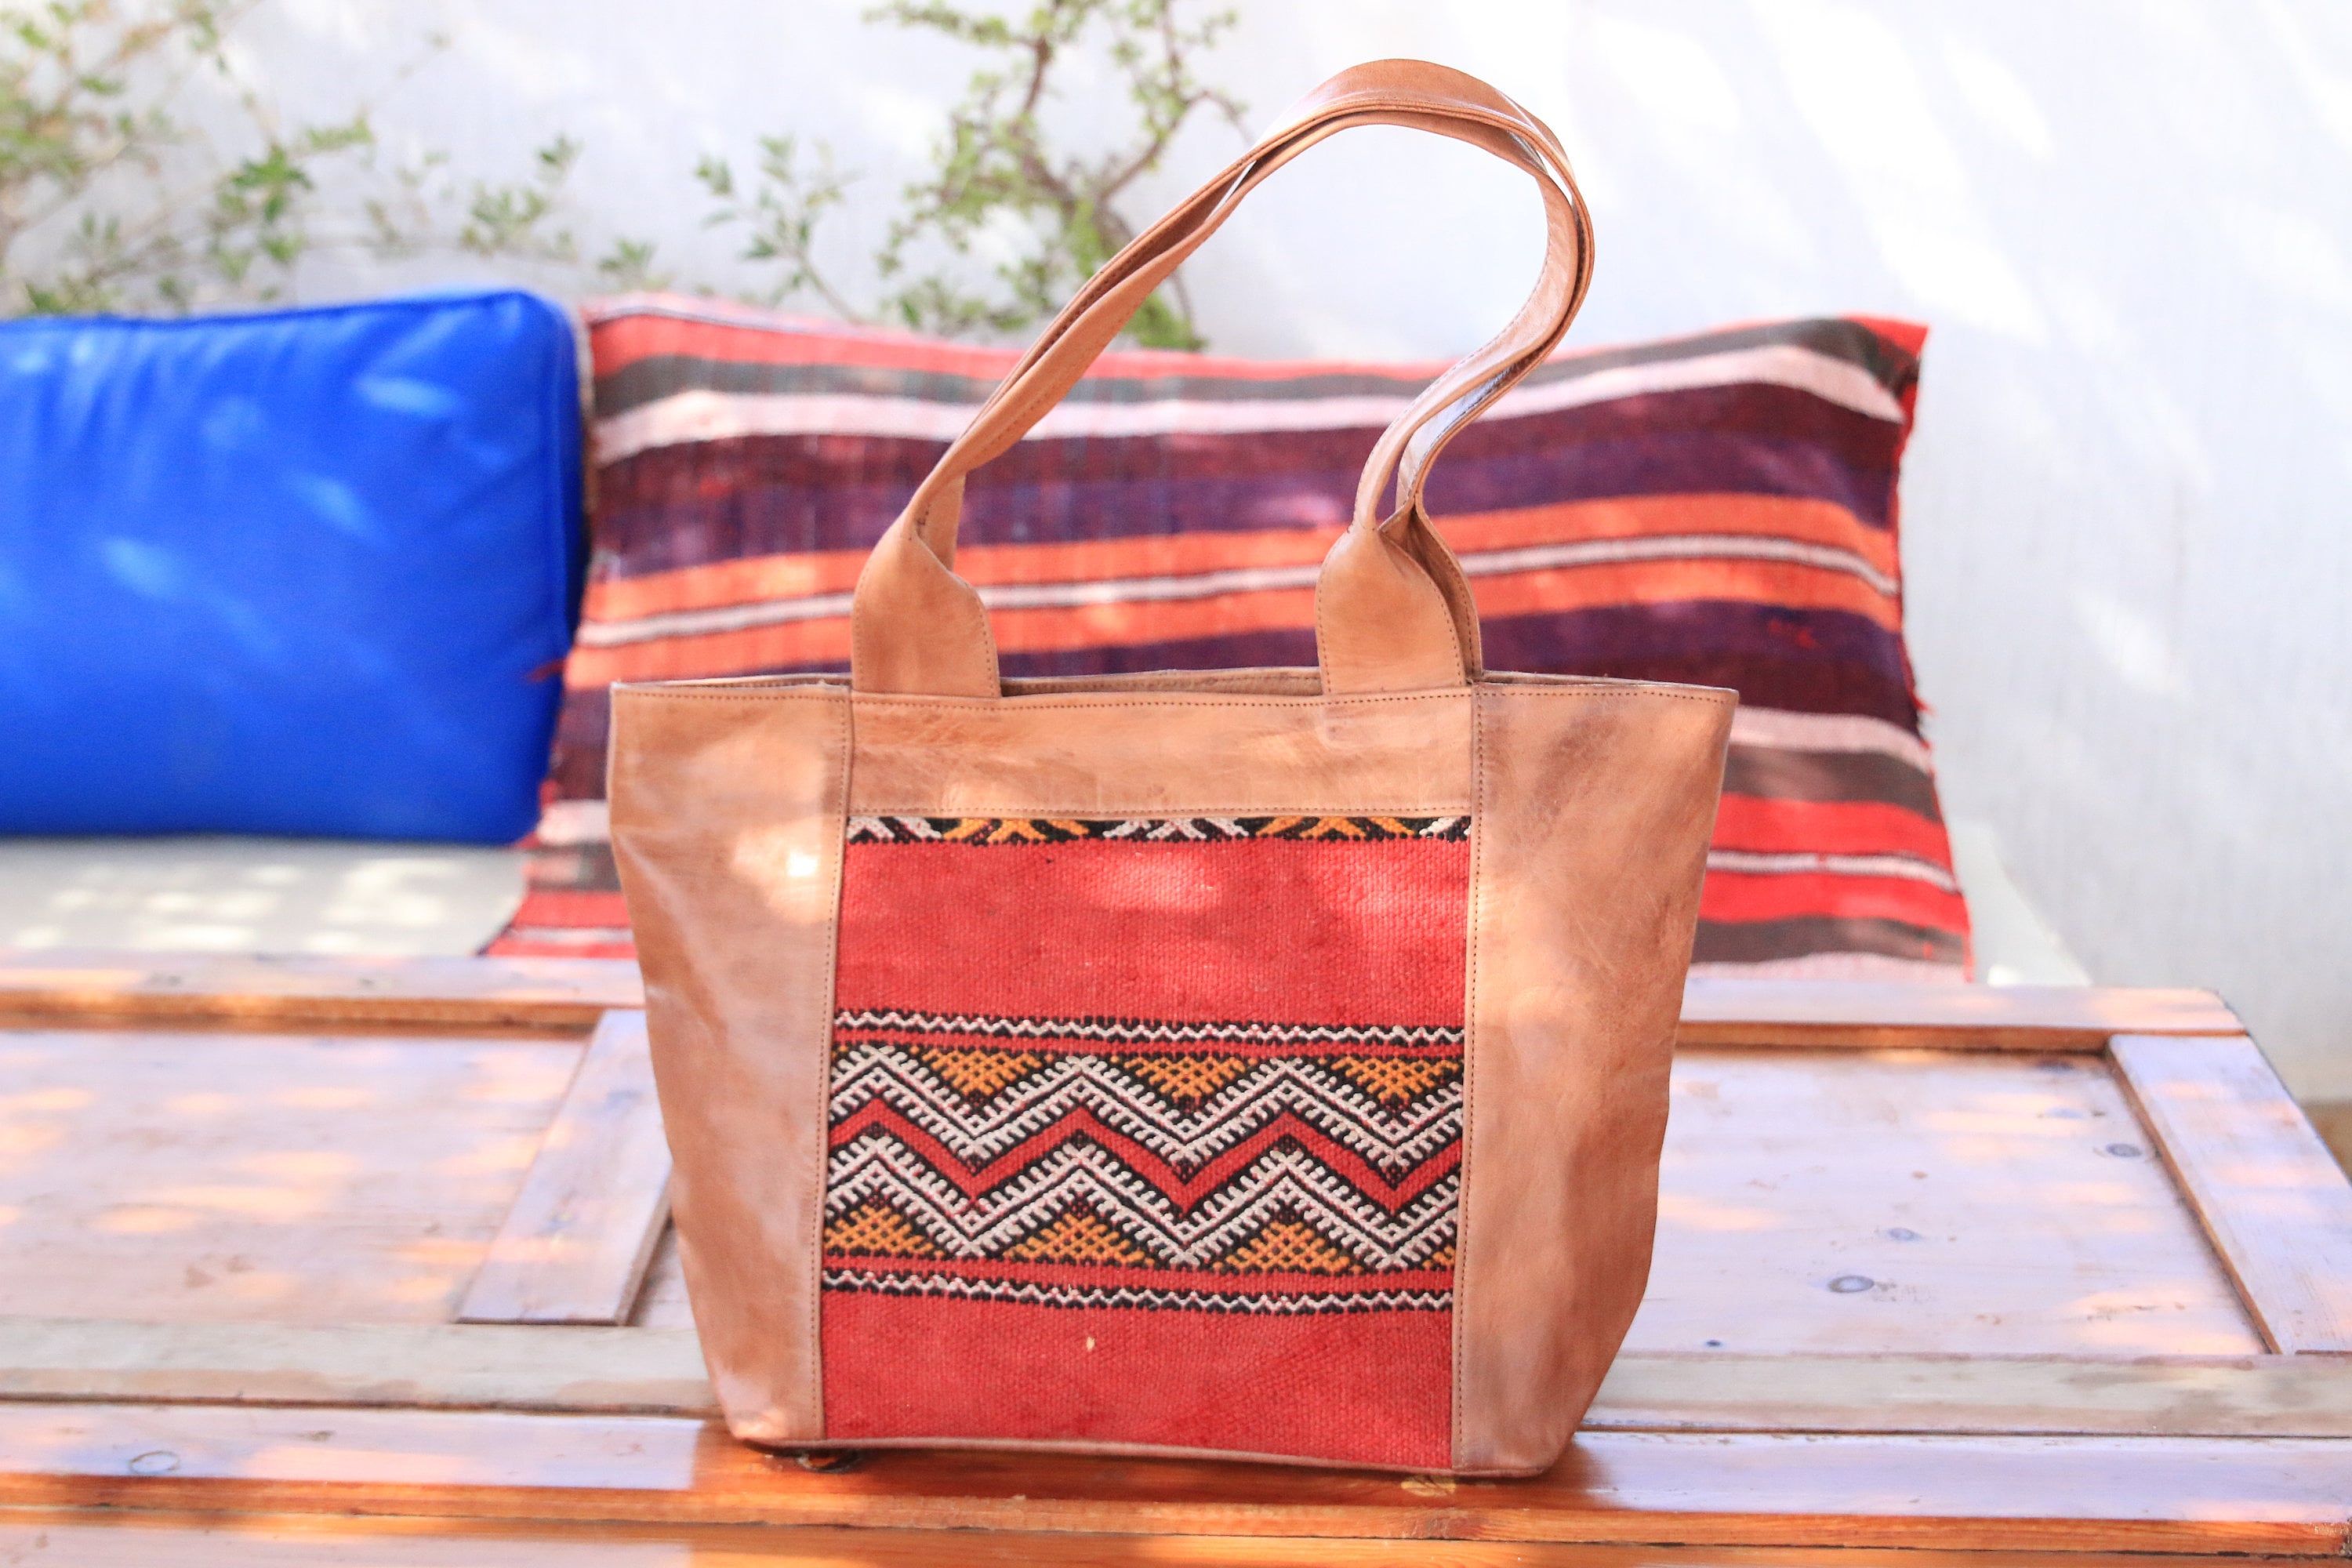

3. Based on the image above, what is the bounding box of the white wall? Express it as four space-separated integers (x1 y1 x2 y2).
223 0 2352 1094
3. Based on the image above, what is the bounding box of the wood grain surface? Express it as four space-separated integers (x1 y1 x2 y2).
1628 1047 2263 1356
0 1319 716 1415
2 1513 2339 1567
625 1048 2266 1358
0 953 2240 1046
0 953 641 1031
0 1029 581 1323
2112 1034 2352 1353
2 1403 2347 1554
459 1011 671 1326
4 964 2347 1562
9 1317 2352 1438
1677 979 2242 1048
9 1514 2340 1566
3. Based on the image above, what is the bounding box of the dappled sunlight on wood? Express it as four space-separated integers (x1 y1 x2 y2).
399 1236 495 1271
0 1120 71 1163
234 1150 363 1181
0 1027 582 1323
1655 1192 1780 1232
136 1184 333 1221
433 1136 552 1178
1628 1047 2264 1356
1 1087 94 1112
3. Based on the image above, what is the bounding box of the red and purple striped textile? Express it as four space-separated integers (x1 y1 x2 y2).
502 296 1965 979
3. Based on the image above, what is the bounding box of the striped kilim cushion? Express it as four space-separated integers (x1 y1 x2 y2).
505 297 1966 980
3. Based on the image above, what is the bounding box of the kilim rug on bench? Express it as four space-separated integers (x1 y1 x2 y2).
489 301 1966 979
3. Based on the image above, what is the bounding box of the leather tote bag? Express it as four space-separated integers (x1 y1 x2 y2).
611 60 1734 1476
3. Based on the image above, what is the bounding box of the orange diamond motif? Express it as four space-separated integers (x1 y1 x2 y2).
825 1201 945 1258
1216 1218 1363 1275
1121 1053 1251 1104
1005 1207 1151 1265
1330 1056 1456 1105
915 1046 1045 1101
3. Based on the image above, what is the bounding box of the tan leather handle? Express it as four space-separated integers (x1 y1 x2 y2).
851 60 1593 697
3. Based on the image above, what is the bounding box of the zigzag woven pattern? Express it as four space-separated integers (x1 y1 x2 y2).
822 1268 1453 1315
829 1111 1458 1271
822 819 1469 1320
829 1035 1461 1177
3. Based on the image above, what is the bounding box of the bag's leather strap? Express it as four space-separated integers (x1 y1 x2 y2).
851 59 1592 696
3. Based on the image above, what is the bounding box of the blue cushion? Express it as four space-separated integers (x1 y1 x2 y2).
0 291 582 842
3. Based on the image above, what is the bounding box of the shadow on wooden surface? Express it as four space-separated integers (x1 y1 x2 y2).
3 962 2348 1564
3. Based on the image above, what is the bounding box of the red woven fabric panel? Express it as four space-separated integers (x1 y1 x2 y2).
822 815 1466 1468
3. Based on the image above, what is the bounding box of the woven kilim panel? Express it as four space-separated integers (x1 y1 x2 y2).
543 301 1969 982
822 815 1465 1467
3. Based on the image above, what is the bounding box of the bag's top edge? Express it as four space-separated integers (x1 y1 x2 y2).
609 669 1737 703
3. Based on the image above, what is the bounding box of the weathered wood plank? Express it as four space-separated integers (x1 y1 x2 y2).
0 954 2241 1047
1585 1352 2352 1436
459 1012 671 1326
0 1320 712 1414
627 1050 2271 1359
1629 1048 2262 1356
9 1319 2352 1439
1678 979 2242 1048
0 952 641 1031
2112 1033 2352 1354
2 1403 2346 1553
0 1030 581 1324
0 1514 2329 1568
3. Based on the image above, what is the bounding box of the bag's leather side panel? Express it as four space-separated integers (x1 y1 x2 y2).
1454 684 1733 1475
608 684 850 1445
848 690 1472 815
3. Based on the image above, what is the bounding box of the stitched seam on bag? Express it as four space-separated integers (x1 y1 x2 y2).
810 692 853 1439
1455 691 1490 1471
612 687 845 702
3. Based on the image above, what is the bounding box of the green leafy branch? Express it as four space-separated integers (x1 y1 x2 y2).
702 0 1245 347
3 0 1248 347
0 2 659 316
695 134 854 316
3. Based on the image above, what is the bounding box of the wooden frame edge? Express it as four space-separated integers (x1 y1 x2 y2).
0 956 2244 1048
459 1011 673 1326
4 1319 2346 1438
2110 1033 2352 1355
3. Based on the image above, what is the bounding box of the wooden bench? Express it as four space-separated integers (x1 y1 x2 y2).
1 954 2347 1563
